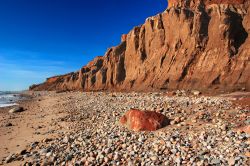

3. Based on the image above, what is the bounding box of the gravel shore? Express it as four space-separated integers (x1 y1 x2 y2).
0 91 249 165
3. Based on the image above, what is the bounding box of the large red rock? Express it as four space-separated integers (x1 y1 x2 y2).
236 125 250 134
30 0 250 92
119 109 170 131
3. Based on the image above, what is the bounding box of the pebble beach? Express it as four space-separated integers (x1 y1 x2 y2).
0 91 249 165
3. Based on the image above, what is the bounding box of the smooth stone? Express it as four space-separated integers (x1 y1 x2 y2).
65 154 72 161
87 157 95 162
121 144 127 149
113 153 120 160
104 157 109 163
5 154 14 163
20 149 27 155
63 136 70 143
30 142 39 148
211 159 221 164
193 90 201 96
39 149 48 155
9 107 24 113
175 157 182 164
228 157 236 165
150 156 158 161
5 123 13 127
46 152 52 157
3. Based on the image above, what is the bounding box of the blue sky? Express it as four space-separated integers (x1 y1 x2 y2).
0 0 167 91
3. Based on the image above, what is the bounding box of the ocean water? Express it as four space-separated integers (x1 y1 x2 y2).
0 91 21 108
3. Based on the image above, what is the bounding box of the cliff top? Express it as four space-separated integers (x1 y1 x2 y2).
168 0 246 8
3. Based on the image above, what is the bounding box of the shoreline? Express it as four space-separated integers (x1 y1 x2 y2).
0 91 71 165
0 91 32 108
0 91 249 165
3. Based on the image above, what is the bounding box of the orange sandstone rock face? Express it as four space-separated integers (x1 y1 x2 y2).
30 1 250 92
119 109 170 131
121 34 127 42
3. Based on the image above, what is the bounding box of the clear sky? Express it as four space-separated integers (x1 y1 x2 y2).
0 0 168 91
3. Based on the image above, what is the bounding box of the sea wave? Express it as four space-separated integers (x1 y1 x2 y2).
0 92 21 108
0 103 18 108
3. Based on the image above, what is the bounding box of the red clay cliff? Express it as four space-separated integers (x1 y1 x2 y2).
30 0 250 92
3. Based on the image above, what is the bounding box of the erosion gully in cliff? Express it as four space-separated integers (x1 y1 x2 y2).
30 0 250 92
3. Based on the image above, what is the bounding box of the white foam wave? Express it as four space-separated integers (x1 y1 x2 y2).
0 103 18 108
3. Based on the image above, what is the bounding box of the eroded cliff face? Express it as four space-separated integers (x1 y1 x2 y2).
30 0 250 92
